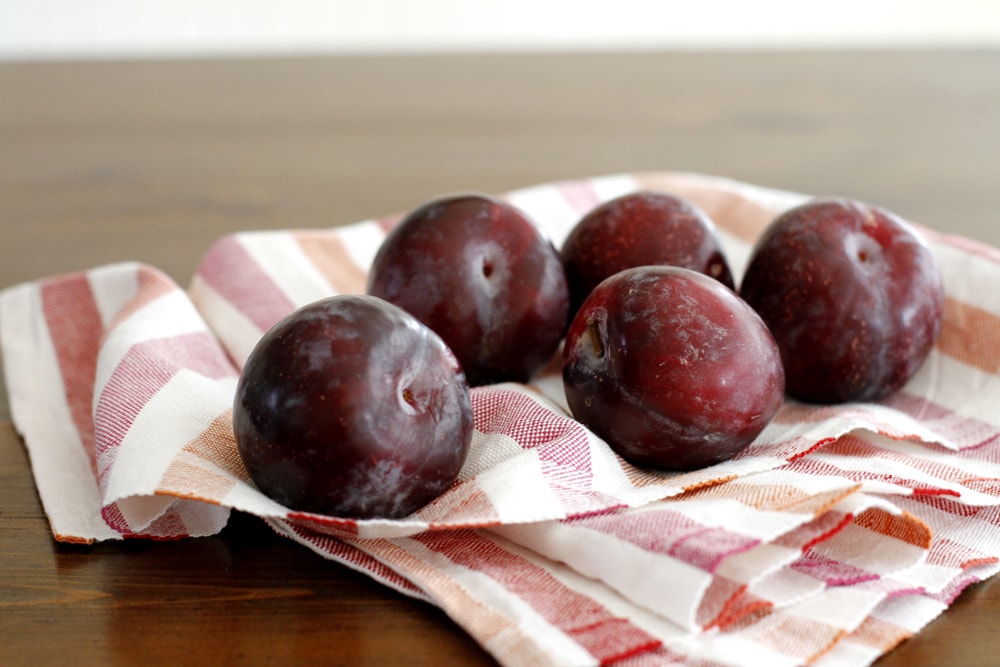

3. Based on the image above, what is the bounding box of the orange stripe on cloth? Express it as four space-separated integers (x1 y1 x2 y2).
840 613 913 652
414 482 502 529
695 575 744 628
159 411 244 505
680 480 859 516
854 508 932 549
700 579 774 631
622 462 736 494
106 265 179 330
294 230 369 296
927 537 1000 570
53 533 97 545
730 609 848 665
680 473 739 494
938 296 1000 373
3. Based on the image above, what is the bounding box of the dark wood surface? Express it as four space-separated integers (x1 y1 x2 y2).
2 51 999 666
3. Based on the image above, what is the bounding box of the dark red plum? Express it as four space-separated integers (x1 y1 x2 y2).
367 193 569 386
233 295 473 519
561 191 735 316
740 198 944 404
563 266 785 470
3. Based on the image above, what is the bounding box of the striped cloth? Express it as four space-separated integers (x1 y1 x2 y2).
4 172 1000 666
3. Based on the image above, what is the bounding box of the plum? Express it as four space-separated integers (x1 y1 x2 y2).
561 191 735 316
233 294 473 519
739 198 944 404
367 193 569 386
563 266 785 470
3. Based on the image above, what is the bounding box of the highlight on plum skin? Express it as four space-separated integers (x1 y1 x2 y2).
367 193 569 387
560 190 735 318
232 294 474 520
739 198 945 404
562 266 785 471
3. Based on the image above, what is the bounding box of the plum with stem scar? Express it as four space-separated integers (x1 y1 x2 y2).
233 295 473 519
563 266 784 470
739 198 945 404
368 193 569 386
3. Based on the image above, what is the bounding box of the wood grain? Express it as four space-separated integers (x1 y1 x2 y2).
2 51 999 666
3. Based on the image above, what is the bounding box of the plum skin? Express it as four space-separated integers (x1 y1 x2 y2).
233 294 473 519
739 198 944 404
367 193 569 386
561 191 735 316
563 266 785 470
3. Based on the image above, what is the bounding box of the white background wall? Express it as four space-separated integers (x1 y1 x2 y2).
2 0 999 61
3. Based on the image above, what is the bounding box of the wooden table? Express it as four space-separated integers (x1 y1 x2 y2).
2 51 999 666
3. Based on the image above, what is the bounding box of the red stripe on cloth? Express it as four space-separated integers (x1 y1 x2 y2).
774 510 856 553
922 225 1000 264
472 387 590 453
818 436 977 496
776 388 1000 452
375 213 404 233
286 513 360 539
287 524 429 600
929 572 985 606
907 493 991 519
704 583 774 632
196 234 298 333
957 477 1000 497
473 387 616 516
911 487 962 497
554 179 604 216
142 506 190 537
94 331 237 484
736 433 836 463
696 575 745 628
954 434 1000 467
620 645 735 667
100 503 206 540
41 274 104 475
791 552 881 587
772 401 938 443
784 455 960 507
100 503 132 535
414 529 662 664
342 536 568 665
928 538 1000 570
568 508 761 574
881 391 1000 449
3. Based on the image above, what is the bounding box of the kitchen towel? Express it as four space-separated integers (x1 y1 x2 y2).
4 172 1000 666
